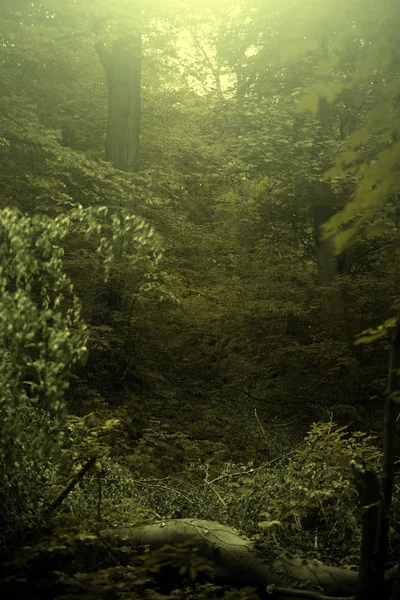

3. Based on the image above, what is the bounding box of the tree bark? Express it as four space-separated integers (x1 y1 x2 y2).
377 316 400 588
312 180 345 322
99 518 368 598
2 518 397 598
352 461 381 600
311 98 346 323
96 33 141 173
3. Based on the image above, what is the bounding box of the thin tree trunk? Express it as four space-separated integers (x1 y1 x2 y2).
312 98 346 323
312 180 345 321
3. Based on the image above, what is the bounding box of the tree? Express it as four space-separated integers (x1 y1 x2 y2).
95 31 142 172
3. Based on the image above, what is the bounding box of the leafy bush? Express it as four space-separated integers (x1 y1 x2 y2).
218 421 382 564
0 205 160 553
132 420 382 566
50 413 156 528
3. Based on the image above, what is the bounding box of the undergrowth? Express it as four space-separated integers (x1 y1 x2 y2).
50 414 398 569
3 408 400 599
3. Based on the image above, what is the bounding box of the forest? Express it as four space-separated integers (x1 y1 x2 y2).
1 0 400 598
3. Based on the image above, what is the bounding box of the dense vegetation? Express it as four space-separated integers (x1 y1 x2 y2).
1 0 400 598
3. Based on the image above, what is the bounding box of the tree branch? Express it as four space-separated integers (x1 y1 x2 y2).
43 455 97 517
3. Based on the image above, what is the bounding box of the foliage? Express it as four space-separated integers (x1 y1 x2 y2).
0 529 161 599
277 0 400 252
81 417 386 567
219 421 383 563
2 0 397 408
0 204 160 551
1 2 400 589
50 413 156 528
227 0 400 252
1 526 257 599
355 317 398 345
132 421 383 565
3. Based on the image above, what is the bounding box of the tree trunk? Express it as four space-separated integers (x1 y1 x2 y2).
96 33 142 173
98 518 395 599
312 180 345 322
80 34 143 397
311 97 346 323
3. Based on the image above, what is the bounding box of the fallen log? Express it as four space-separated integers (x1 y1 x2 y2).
99 518 363 598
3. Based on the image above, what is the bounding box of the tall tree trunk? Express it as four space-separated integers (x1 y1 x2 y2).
96 33 141 172
80 33 144 399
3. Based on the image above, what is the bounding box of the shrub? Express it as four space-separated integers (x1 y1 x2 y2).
218 421 382 564
0 205 159 553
